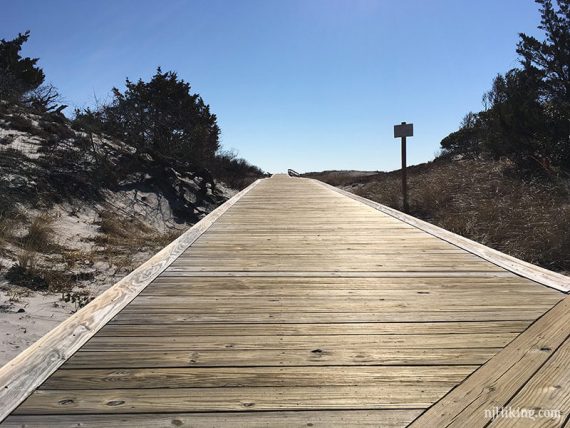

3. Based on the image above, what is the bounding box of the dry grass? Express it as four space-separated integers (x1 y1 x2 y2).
42 270 75 293
6 260 77 293
95 210 184 249
94 210 184 274
19 213 55 253
153 229 183 247
4 213 78 291
9 213 55 278
4 287 30 303
319 159 570 273
15 249 37 271
60 249 95 270
0 216 12 243
303 170 383 187
95 210 154 248
1 209 185 291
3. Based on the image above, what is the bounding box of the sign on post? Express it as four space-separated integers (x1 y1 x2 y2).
394 122 413 213
394 122 413 138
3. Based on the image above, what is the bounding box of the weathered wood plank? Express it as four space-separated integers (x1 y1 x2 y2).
2 409 423 428
41 366 476 390
487 337 570 427
119 300 558 314
158 271 517 277
64 347 501 369
140 288 556 298
81 333 517 352
408 296 570 427
164 263 505 272
141 275 552 293
128 295 562 307
109 308 555 323
98 321 532 336
14 385 457 414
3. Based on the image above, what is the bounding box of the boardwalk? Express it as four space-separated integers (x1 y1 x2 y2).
1 175 569 427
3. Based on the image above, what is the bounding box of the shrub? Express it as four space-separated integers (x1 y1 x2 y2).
5 263 45 290
8 114 36 134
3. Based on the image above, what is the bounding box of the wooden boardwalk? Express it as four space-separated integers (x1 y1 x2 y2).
1 174 569 427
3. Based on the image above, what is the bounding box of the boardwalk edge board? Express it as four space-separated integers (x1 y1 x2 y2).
408 295 570 427
0 178 264 422
312 179 570 293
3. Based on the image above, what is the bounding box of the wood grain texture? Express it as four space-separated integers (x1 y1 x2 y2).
14 385 455 414
63 347 503 369
98 320 532 336
409 296 570 427
313 179 570 293
488 337 570 427
3 174 566 426
109 308 555 323
0 178 263 422
41 366 476 389
1 409 423 427
79 333 518 352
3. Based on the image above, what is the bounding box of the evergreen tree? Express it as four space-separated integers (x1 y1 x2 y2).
0 31 45 102
516 0 570 169
439 0 570 173
480 68 550 170
88 68 220 167
440 112 483 157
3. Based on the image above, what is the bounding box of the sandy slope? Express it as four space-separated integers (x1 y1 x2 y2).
0 105 237 367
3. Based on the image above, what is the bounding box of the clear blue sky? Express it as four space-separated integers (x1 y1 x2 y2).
2 0 543 173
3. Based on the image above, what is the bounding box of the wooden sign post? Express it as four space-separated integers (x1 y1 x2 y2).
394 122 413 213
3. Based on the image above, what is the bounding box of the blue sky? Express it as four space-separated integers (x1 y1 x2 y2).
2 0 543 173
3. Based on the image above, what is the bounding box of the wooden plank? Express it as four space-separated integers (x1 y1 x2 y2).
64 347 501 369
118 301 558 314
487 337 570 427
140 290 557 300
109 308 555 323
313 180 570 293
408 296 570 427
1 409 423 427
140 288 557 298
127 295 562 308
98 321 532 336
164 263 505 272
142 275 550 292
0 178 264 422
14 385 459 414
41 365 476 390
158 271 517 277
80 333 517 352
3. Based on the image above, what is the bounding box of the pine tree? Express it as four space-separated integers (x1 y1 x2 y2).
86 68 220 168
517 0 570 169
0 31 45 102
